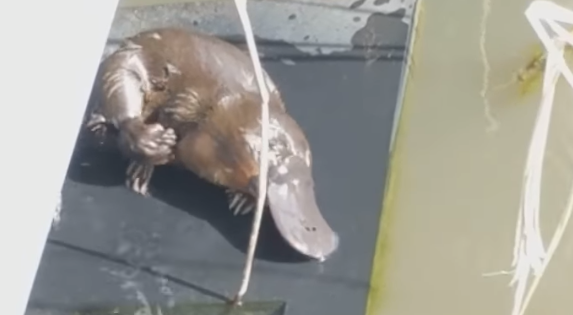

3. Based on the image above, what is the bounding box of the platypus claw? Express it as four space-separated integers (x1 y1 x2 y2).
86 113 108 137
129 180 150 196
125 161 154 197
226 190 256 216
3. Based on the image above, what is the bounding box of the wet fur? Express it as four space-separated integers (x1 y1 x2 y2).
89 27 338 260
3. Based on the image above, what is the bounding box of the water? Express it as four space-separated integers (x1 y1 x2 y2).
367 0 573 314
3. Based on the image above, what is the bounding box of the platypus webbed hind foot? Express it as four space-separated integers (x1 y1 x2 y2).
118 119 177 165
125 161 155 196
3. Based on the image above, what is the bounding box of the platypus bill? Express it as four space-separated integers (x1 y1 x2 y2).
87 27 339 261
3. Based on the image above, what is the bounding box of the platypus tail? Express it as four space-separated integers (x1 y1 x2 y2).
263 155 339 261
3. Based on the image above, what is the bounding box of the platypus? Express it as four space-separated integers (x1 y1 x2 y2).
87 27 339 262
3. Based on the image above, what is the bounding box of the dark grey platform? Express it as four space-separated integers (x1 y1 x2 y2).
25 1 413 314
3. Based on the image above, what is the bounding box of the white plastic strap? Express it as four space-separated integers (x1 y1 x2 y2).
505 2 573 315
232 0 271 299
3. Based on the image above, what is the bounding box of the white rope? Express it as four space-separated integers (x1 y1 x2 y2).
232 0 271 303
505 2 573 315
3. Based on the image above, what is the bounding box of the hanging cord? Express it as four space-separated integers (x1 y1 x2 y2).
231 0 271 306
510 38 560 315
504 2 573 315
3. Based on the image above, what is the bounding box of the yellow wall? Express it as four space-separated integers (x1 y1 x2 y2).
367 0 573 314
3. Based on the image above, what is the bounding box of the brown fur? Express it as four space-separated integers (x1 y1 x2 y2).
91 27 338 262
123 28 296 195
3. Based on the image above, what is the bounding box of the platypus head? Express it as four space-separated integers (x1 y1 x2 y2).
257 155 339 261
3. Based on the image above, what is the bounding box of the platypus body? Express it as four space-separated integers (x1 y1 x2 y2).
87 27 338 261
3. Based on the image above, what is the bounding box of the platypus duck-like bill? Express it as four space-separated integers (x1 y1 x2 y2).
265 156 339 261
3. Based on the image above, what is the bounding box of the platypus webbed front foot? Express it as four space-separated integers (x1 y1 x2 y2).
125 161 155 196
118 119 177 165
